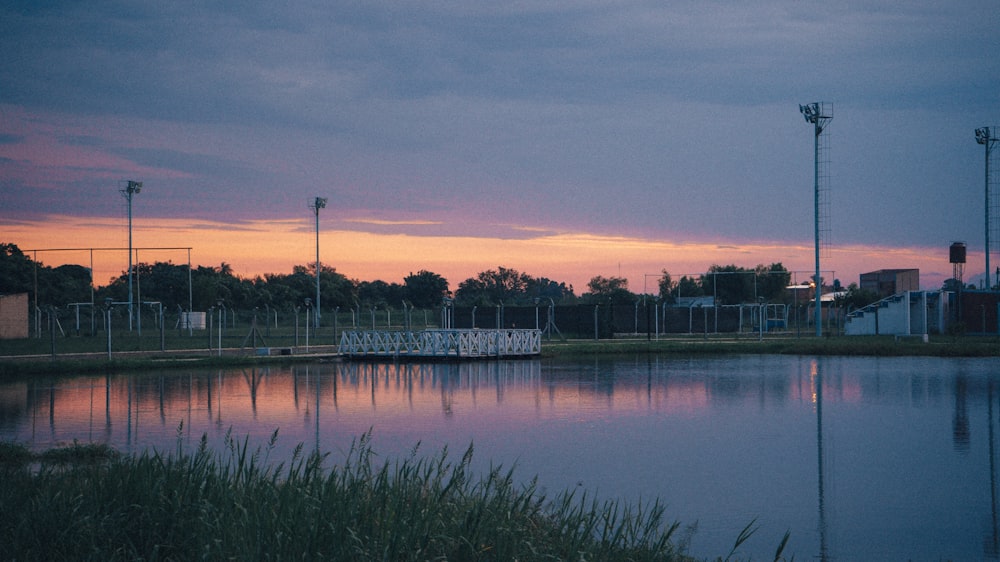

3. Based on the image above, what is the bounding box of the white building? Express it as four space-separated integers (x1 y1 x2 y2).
844 290 949 337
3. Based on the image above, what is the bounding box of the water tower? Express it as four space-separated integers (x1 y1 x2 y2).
950 241 966 286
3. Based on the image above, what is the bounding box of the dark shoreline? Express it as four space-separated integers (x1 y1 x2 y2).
2 334 997 379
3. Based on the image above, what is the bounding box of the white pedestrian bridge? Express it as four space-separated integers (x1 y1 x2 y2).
338 329 542 359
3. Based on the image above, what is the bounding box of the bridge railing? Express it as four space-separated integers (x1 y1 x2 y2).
339 329 541 358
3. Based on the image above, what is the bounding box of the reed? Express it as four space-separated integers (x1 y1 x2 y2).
0 431 754 561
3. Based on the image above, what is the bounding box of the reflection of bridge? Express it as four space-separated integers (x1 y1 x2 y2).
338 329 541 359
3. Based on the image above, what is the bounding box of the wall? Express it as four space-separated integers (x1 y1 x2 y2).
0 293 29 339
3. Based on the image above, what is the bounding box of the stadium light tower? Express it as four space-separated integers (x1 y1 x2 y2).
310 197 327 328
120 180 143 330
800 102 832 337
976 127 998 289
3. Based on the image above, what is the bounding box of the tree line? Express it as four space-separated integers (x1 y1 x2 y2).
2 242 880 313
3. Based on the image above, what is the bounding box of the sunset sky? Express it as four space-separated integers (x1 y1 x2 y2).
2 1 997 294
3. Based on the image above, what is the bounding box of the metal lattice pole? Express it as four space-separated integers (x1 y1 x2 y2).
800 103 832 336
976 128 998 288
310 197 327 328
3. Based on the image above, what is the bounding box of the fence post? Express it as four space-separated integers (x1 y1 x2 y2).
594 305 599 340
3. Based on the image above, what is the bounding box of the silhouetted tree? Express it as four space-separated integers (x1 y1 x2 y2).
122 261 192 309
840 283 880 310
313 264 356 310
455 266 528 306
698 263 789 304
524 276 575 304
187 264 239 310
44 264 92 305
358 280 403 309
262 264 355 312
755 263 791 302
403 270 449 309
657 269 675 302
675 275 703 299
0 243 91 306
700 265 751 304
942 278 963 292
581 275 632 303
0 243 34 296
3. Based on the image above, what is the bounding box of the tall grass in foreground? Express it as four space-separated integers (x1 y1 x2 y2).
1 431 768 561
0 432 788 561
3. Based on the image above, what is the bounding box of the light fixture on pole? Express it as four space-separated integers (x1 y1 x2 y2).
309 197 327 329
120 180 142 331
976 127 998 289
799 102 832 337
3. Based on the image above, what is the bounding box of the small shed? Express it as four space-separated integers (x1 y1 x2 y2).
0 293 29 339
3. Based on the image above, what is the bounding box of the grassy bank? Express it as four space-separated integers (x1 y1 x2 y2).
2 333 998 378
540 334 1000 358
0 434 785 561
0 351 325 378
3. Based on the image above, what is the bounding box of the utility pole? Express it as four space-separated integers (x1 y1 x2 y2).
800 103 832 337
121 180 142 330
310 197 327 328
976 127 998 288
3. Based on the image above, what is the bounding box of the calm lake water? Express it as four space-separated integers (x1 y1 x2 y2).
2 354 999 561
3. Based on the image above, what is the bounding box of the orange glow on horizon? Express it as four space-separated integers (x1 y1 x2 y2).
4 214 956 293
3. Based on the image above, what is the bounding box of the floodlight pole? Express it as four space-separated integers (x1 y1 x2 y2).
121 180 142 331
800 103 831 337
976 127 998 289
310 197 328 328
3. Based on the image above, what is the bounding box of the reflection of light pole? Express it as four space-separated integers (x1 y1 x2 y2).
800 102 832 337
813 360 829 562
120 180 142 330
976 127 998 288
309 197 327 328
987 382 999 558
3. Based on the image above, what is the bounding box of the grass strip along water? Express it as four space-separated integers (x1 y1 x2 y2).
2 333 998 379
0 431 787 562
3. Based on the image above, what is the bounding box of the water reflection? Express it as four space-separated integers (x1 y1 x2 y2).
1 355 999 561
956 373 971 452
812 359 829 562
986 377 1000 561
